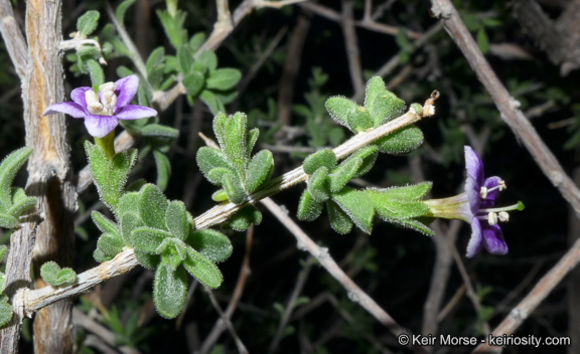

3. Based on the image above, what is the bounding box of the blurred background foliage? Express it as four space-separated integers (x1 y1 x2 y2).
2 0 580 352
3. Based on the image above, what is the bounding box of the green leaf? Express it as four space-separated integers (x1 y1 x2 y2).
477 28 489 54
245 150 274 193
120 211 142 246
347 108 373 132
6 196 35 219
297 189 323 221
135 250 160 269
85 59 104 87
364 78 406 125
190 32 206 52
245 128 259 159
214 112 248 173
165 201 189 241
211 189 228 202
332 188 374 234
96 232 124 257
393 218 433 236
327 200 353 235
85 142 137 210
138 184 169 229
117 192 140 218
157 238 188 270
182 71 205 97
116 0 136 23
77 10 100 36
368 182 432 201
328 157 362 193
183 247 223 288
40 261 77 287
193 50 218 73
0 147 32 210
206 68 241 91
200 90 225 114
93 248 110 263
197 147 234 185
0 213 19 229
325 96 358 128
222 172 246 204
303 149 337 175
131 227 171 254
146 47 165 75
189 229 233 263
347 145 378 178
228 206 262 231
307 167 330 202
373 199 430 220
376 126 424 154
0 245 7 262
91 211 120 236
177 44 194 73
153 150 171 191
140 124 179 139
0 295 13 327
153 264 187 319
156 9 187 48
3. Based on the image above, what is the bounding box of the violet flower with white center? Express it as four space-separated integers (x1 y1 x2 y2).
425 146 524 258
42 74 157 138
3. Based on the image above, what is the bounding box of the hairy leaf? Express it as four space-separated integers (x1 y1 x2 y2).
0 147 32 211
197 147 234 185
376 126 424 155
96 232 124 257
165 201 189 241
297 189 323 221
307 167 330 202
327 200 353 235
132 227 171 254
228 205 262 231
325 96 358 128
138 184 169 229
189 229 233 263
183 247 223 289
153 264 187 319
303 149 337 175
206 68 241 91
40 261 77 287
77 10 100 36
245 150 274 193
332 188 374 234
328 157 362 193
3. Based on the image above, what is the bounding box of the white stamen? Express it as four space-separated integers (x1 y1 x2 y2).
98 82 117 115
480 187 488 199
85 90 104 115
488 212 498 225
498 211 509 222
499 179 507 191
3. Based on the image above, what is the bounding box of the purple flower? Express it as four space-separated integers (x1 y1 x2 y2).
43 75 157 138
425 146 523 258
463 146 508 258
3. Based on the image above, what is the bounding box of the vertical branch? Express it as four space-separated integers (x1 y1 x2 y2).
0 0 75 352
22 1 74 353
568 167 580 354
341 0 365 99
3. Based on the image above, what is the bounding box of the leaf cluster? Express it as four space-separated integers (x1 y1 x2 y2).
325 76 424 155
197 112 275 230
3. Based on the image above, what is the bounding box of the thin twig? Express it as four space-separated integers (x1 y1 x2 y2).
0 0 28 79
203 288 249 354
198 226 254 354
269 257 314 353
341 0 365 98
260 197 425 353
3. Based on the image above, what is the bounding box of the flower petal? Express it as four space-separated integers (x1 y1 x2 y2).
115 105 158 120
466 218 483 258
464 146 484 213
481 176 502 209
482 223 508 255
70 87 92 109
115 74 139 109
84 115 119 138
43 102 85 118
